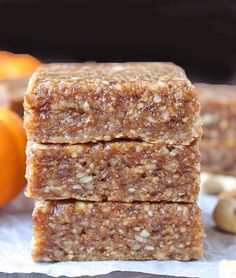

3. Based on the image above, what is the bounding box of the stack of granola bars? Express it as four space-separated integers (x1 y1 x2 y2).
24 63 204 261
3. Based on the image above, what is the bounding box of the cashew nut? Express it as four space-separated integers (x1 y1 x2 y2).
218 189 236 200
213 198 236 234
201 173 236 195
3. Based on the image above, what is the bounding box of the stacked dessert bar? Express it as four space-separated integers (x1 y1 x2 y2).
196 83 236 176
24 63 204 261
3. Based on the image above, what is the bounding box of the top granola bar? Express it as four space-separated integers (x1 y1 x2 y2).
24 63 202 144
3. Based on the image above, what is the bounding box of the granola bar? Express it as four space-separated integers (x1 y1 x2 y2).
201 139 236 176
26 140 200 202
196 83 236 140
32 200 204 261
0 77 28 116
24 63 202 144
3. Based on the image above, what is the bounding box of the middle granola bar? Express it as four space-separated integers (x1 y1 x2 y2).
26 140 200 202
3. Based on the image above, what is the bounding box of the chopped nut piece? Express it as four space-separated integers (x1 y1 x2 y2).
139 229 150 238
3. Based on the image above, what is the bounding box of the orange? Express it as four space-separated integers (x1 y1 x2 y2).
0 51 40 78
0 108 26 206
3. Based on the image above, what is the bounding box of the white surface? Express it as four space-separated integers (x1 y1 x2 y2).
219 260 236 278
0 184 236 278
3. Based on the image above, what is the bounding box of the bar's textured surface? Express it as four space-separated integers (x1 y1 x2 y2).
24 63 202 144
201 139 236 176
32 200 204 261
196 83 236 140
26 140 200 202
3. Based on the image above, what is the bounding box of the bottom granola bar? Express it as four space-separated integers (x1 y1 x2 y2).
32 201 204 261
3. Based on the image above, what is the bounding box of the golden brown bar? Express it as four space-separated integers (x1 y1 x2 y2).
196 83 236 141
0 77 28 116
24 63 202 144
201 139 236 176
32 200 204 261
26 140 200 202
